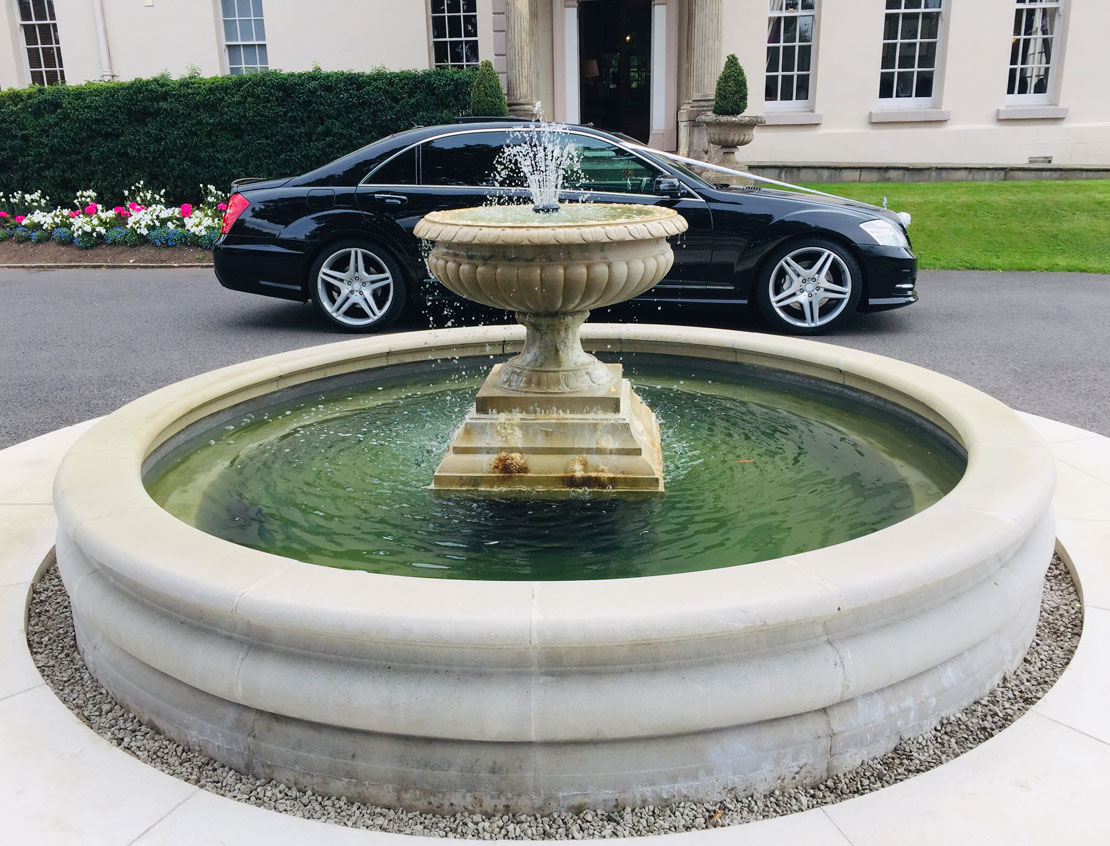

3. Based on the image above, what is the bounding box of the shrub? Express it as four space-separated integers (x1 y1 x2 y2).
104 226 143 246
147 227 187 248
0 69 475 203
0 228 10 241
29 228 50 243
51 227 73 244
713 54 748 116
12 227 30 243
469 60 509 117
73 231 99 249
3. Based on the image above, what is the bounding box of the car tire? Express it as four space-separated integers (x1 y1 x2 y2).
309 240 407 332
755 238 863 335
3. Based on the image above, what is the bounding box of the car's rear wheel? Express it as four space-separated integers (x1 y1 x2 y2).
755 239 862 335
310 241 406 332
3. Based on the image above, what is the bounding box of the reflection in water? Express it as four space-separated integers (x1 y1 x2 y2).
147 364 964 581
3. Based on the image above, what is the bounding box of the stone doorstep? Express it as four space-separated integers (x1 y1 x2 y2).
1 415 1109 844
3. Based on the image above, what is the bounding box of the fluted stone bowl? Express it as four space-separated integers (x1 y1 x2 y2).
414 204 689 314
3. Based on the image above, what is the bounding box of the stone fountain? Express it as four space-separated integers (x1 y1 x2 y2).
49 121 1055 817
414 204 687 493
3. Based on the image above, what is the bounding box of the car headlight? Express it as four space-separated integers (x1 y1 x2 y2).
859 218 909 248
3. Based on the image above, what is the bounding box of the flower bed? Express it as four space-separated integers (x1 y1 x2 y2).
0 183 224 250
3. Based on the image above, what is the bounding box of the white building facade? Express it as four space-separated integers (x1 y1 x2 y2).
2 0 1107 167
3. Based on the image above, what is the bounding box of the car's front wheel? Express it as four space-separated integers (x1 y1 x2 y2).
755 239 862 334
309 241 407 332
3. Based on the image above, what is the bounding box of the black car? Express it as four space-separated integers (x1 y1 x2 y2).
214 121 917 334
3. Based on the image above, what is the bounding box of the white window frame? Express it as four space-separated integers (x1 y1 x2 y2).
765 0 819 113
14 0 65 86
220 0 268 76
878 0 945 109
1007 0 1062 105
428 0 480 69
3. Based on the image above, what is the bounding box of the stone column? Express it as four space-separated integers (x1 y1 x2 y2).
505 0 536 118
677 0 722 157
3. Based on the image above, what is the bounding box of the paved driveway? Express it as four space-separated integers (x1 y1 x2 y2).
1 267 1106 449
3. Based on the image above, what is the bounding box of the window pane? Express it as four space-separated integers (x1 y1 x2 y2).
237 0 252 17
464 14 477 37
783 17 797 42
915 71 933 98
897 41 916 68
222 0 236 16
422 134 505 187
766 46 780 72
450 41 465 64
923 0 941 7
44 69 60 85
23 24 39 46
904 0 922 8
224 20 237 41
434 42 449 65
462 0 476 11
798 16 813 42
795 73 809 100
27 48 42 69
463 40 478 65
765 76 778 100
255 19 265 40
252 0 264 16
780 75 795 101
797 45 811 72
883 15 899 41
239 19 254 41
18 0 32 21
228 45 243 65
800 0 815 9
886 0 900 9
447 0 460 12
432 17 447 39
900 13 919 40
918 41 936 69
881 43 896 69
448 14 461 38
257 45 267 67
920 12 939 40
896 71 914 96
782 45 795 72
431 0 445 13
41 45 56 68
32 0 47 20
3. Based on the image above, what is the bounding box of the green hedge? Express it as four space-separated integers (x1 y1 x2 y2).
0 68 476 204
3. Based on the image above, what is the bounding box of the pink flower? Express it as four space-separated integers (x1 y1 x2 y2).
120 210 130 217
217 202 227 211
113 206 126 215
14 215 25 223
0 211 7 218
180 203 193 217
127 202 139 210
68 210 80 217
84 203 98 214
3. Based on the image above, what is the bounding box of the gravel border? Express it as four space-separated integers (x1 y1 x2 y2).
27 555 1081 840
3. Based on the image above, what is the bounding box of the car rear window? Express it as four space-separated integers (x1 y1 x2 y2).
421 131 509 187
365 147 416 185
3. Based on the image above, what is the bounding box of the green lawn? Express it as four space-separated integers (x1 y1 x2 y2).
801 180 1110 273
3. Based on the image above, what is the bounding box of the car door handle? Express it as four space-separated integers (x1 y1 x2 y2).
373 193 408 205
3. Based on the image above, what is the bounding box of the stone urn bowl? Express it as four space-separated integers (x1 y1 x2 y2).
415 203 688 393
697 113 766 184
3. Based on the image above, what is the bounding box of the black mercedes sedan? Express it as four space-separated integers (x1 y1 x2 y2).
214 120 917 334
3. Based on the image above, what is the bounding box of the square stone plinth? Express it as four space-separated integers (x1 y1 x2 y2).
432 366 664 495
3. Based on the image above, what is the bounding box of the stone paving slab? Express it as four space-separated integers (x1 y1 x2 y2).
0 413 1107 845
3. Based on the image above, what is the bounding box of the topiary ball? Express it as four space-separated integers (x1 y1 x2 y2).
469 60 509 117
713 54 748 116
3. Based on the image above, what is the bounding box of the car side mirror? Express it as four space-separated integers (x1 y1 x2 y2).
653 176 683 198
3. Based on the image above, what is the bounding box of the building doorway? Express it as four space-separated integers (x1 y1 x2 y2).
578 0 652 142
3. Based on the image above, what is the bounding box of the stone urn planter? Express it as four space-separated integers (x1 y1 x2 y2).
697 113 766 184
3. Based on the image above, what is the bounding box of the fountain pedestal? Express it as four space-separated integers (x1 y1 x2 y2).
414 203 688 495
432 361 664 493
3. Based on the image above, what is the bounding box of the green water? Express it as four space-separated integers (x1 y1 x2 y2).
145 363 964 581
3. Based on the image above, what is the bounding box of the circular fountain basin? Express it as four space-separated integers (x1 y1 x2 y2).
53 325 1056 814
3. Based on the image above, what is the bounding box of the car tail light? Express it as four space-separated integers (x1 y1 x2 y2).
221 193 250 234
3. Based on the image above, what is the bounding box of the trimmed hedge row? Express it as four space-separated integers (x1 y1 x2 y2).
0 68 476 204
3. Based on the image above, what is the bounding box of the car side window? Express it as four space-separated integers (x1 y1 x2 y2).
563 136 663 195
421 132 509 187
364 147 416 185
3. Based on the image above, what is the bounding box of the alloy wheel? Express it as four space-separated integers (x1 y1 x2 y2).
767 246 854 330
316 247 395 328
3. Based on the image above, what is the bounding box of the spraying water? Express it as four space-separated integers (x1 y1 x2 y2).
490 103 583 213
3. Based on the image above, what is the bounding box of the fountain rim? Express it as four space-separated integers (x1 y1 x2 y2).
413 203 688 244
53 324 1055 644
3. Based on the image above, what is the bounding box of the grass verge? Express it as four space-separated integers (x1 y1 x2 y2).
803 180 1110 273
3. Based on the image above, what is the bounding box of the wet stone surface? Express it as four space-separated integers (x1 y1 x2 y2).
27 556 1080 840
